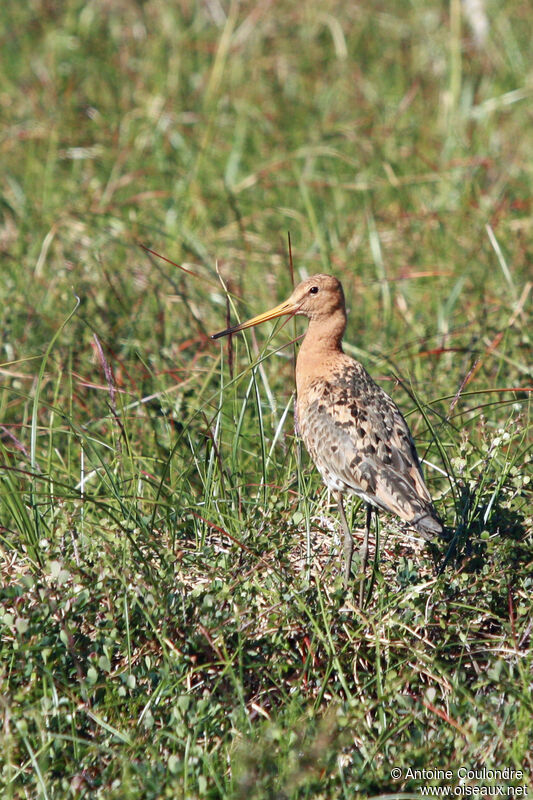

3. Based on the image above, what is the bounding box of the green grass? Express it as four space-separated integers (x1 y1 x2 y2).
1 1 532 798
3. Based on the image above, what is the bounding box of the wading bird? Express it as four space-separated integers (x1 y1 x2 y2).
212 274 443 601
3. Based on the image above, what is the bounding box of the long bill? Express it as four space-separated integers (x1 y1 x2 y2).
211 299 299 339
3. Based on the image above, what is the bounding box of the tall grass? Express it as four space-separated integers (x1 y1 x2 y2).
1 1 531 798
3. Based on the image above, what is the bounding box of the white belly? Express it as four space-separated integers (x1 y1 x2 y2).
317 463 381 509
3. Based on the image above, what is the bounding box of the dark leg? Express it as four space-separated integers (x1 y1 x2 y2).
359 504 373 607
336 492 353 589
360 504 372 573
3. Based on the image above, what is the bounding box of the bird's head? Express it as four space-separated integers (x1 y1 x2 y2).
211 274 345 339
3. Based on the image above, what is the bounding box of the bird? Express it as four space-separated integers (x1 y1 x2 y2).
212 274 443 601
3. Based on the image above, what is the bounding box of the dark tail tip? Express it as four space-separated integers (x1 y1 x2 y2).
412 512 445 540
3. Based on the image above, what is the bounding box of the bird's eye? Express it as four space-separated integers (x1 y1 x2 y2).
309 286 319 295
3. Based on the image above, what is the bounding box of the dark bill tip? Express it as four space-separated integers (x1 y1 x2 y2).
211 326 240 340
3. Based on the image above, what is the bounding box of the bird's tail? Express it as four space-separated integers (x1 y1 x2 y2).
411 510 444 540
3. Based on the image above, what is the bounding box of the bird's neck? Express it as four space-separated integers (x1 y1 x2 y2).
296 309 346 392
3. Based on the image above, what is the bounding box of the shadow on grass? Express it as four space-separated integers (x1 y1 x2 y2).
438 483 529 577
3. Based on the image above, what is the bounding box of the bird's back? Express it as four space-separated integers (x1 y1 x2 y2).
296 354 442 538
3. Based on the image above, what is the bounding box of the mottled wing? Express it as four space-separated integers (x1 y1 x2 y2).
299 360 442 537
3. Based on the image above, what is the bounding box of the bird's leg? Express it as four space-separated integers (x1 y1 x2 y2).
336 492 353 590
358 504 372 606
360 503 372 573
